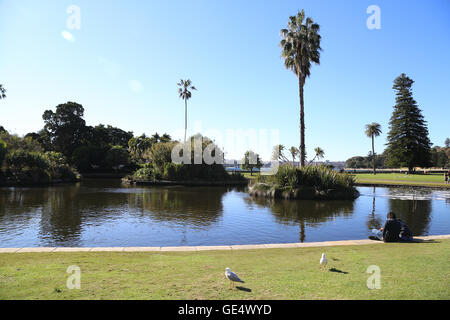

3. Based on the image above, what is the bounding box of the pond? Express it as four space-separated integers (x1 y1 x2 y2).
0 179 449 248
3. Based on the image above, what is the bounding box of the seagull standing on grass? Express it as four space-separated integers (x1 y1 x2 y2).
225 268 244 289
319 253 328 270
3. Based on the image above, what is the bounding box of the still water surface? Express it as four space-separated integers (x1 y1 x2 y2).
0 179 449 247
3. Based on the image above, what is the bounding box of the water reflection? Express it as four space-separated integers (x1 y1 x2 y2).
388 187 432 236
0 182 448 247
364 187 433 236
126 186 228 226
366 186 383 230
248 197 354 242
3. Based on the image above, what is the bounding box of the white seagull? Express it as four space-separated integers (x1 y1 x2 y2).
319 253 328 271
225 268 244 289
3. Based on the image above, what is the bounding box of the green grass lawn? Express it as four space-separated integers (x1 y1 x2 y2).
241 172 261 180
1 240 449 300
354 173 450 187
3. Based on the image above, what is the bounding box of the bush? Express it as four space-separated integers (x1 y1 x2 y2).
45 151 78 181
6 149 50 171
259 165 355 191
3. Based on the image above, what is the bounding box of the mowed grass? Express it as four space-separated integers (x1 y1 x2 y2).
354 173 450 187
1 240 449 300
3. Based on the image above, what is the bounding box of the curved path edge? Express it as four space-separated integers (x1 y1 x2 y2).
1 235 449 253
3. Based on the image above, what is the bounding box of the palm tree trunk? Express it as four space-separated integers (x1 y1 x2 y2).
184 99 187 142
299 77 305 168
372 135 376 175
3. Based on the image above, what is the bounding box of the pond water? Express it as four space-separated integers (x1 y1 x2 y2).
0 180 449 248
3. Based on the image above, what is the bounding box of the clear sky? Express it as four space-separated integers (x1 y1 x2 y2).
1 0 449 161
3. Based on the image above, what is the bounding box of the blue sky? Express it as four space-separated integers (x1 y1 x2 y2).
1 0 449 161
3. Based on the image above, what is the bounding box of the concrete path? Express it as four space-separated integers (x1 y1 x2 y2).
1 235 448 253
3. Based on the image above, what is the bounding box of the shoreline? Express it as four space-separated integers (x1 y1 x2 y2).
1 234 449 253
355 182 450 189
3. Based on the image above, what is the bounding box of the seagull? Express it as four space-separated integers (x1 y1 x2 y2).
319 253 328 271
225 268 244 289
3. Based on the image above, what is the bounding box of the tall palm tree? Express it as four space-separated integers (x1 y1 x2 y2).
289 146 299 166
365 122 382 175
0 84 6 100
309 147 325 164
280 10 322 168
177 79 197 142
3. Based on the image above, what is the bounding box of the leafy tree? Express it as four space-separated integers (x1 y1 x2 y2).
385 74 431 172
105 146 130 169
445 138 450 148
42 102 87 159
0 139 6 166
71 145 104 172
128 134 154 161
87 124 133 149
177 79 197 142
144 141 177 171
241 150 263 176
280 10 322 168
430 147 449 168
0 126 6 133
0 84 6 100
365 123 382 174
0 131 43 153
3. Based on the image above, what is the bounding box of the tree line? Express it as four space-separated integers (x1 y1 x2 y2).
347 74 449 172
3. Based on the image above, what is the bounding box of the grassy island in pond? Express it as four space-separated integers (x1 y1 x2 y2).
249 165 359 200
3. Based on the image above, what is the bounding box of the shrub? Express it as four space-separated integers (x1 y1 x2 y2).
45 151 78 181
259 165 355 191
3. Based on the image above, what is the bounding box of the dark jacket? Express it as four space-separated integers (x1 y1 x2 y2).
382 219 402 242
399 220 413 239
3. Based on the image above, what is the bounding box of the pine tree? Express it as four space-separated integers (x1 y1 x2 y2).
385 74 431 172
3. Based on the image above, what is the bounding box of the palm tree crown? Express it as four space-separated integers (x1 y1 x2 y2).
280 10 322 82
177 79 197 142
365 123 382 138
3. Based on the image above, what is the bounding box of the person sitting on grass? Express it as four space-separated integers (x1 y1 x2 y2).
398 219 414 242
381 212 402 243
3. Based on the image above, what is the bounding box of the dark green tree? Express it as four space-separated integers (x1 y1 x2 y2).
42 102 87 159
385 74 431 172
445 138 450 148
241 150 263 176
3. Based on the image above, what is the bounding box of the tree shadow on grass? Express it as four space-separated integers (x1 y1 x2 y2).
236 286 252 293
329 268 349 274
